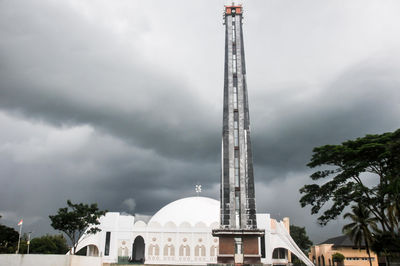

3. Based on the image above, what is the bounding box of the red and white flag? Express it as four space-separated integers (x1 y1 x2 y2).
17 219 23 226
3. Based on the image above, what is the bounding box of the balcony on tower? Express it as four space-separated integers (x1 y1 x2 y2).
225 5 243 15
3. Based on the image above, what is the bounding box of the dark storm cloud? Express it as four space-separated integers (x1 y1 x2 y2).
252 58 400 180
1 0 400 244
0 117 220 235
252 59 400 242
0 0 223 236
0 0 220 162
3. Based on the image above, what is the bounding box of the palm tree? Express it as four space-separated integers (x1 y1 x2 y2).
342 203 378 266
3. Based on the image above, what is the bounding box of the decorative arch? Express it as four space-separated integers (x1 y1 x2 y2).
148 221 162 228
164 221 177 228
179 221 192 228
148 244 159 256
210 222 219 229
268 222 314 266
118 241 129 257
179 244 190 257
194 222 207 228
210 245 218 257
134 221 147 227
195 244 206 257
163 244 175 256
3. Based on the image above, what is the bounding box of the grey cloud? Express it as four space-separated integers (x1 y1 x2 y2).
122 198 136 212
1 0 400 244
0 0 220 162
252 58 400 181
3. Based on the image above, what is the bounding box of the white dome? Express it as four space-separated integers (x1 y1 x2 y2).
149 196 219 227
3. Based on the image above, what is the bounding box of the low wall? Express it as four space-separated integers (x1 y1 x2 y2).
0 254 102 266
70 255 102 266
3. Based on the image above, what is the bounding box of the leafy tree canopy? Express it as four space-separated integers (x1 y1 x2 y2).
49 200 106 254
290 225 313 266
290 225 313 254
0 223 19 254
332 252 345 262
370 231 400 254
30 234 69 254
300 129 400 235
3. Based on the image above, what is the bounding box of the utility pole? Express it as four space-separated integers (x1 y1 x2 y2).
27 232 32 254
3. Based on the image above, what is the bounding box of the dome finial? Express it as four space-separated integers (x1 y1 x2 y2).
195 184 202 196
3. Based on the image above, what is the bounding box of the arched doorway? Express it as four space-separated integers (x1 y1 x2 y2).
132 236 145 263
75 245 99 256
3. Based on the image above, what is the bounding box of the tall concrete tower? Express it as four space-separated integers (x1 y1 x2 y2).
212 4 264 265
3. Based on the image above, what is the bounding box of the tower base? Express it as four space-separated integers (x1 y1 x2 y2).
212 229 264 265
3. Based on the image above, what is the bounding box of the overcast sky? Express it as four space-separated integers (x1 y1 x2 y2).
1 0 400 244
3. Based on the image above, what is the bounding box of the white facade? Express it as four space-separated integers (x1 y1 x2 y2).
75 196 313 266
0 254 102 266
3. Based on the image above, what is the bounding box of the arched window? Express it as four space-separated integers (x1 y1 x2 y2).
148 244 159 256
329 258 332 266
163 244 175 256
118 246 128 257
272 248 287 259
318 256 321 266
210 245 218 257
195 245 206 257
322 255 326 266
179 245 190 257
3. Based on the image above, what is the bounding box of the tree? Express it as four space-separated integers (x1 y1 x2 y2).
290 225 313 266
17 233 29 254
30 235 69 254
332 252 345 266
342 204 378 266
370 232 400 266
49 200 106 254
290 225 313 255
0 223 19 253
299 129 400 236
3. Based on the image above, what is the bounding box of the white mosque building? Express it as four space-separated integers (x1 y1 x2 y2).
75 196 313 265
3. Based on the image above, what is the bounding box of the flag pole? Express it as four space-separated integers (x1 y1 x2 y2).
16 220 23 254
